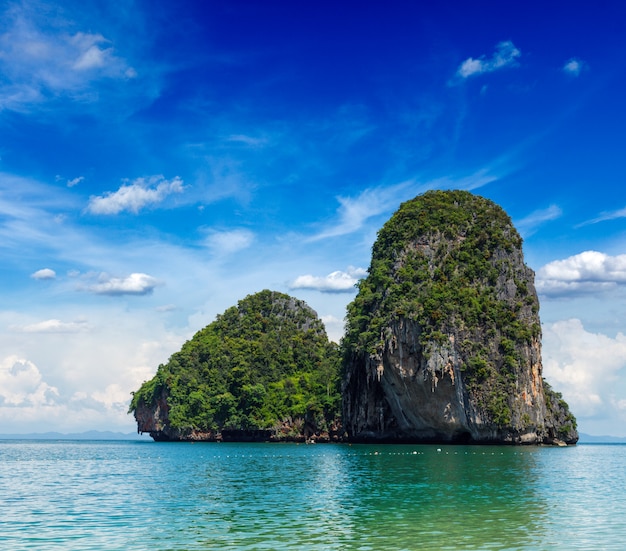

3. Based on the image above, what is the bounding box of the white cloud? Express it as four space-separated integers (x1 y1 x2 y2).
156 304 178 313
543 319 626 420
226 134 269 148
309 170 498 242
31 268 56 280
71 33 116 71
12 319 89 333
0 5 136 111
577 206 626 227
88 273 159 296
0 355 59 406
204 228 255 255
425 169 498 192
67 176 84 188
454 40 521 80
0 304 188 433
320 314 344 344
87 176 184 215
537 251 626 296
308 181 416 241
515 204 562 237
290 266 366 293
563 58 586 77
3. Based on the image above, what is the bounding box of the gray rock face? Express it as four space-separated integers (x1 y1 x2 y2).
342 190 578 445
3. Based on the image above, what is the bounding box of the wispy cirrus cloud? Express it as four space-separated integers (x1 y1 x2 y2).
425 169 499 192
87 176 184 215
87 273 159 296
577 206 626 227
515 204 562 237
308 182 413 241
226 134 270 148
453 40 521 82
308 169 498 242
290 266 367 293
0 1 136 111
204 228 255 255
537 251 626 296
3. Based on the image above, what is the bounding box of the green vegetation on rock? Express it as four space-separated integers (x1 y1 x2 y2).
129 290 341 439
130 190 577 445
344 190 528 358
342 189 578 443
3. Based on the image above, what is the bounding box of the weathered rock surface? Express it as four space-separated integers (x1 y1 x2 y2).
342 190 578 445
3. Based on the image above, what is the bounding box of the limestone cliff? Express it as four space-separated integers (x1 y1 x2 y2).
342 190 578 445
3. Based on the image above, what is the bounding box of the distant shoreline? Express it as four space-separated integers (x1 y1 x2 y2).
1 431 624 444
0 430 150 441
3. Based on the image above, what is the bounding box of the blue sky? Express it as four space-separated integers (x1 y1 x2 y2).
2 0 626 436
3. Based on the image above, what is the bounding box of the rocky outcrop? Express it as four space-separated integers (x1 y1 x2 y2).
130 290 342 442
133 383 344 442
342 190 578 445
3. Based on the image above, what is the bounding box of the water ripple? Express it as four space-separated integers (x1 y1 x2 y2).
0 441 624 549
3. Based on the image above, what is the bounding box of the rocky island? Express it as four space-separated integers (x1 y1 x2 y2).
130 290 342 442
130 190 577 445
342 190 577 444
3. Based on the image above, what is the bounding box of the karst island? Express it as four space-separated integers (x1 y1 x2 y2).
130 190 578 445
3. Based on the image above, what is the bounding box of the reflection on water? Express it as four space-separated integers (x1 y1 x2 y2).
1 441 625 550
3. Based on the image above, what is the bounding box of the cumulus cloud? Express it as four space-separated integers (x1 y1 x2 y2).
12 319 89 333
88 273 159 296
454 41 521 81
87 176 184 215
563 58 586 77
543 319 626 420
31 268 56 280
537 251 626 296
515 205 562 237
290 266 367 293
0 304 187 433
0 355 59 407
204 228 255 255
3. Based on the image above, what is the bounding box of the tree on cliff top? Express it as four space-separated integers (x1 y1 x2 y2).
129 290 341 437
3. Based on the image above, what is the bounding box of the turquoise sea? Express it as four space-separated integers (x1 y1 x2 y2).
1 440 624 550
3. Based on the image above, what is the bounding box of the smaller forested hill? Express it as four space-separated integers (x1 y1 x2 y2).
129 290 341 441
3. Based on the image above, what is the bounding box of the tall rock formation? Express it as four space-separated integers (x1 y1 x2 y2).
342 190 578 444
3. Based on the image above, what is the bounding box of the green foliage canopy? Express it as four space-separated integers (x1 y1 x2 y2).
344 190 529 355
129 290 341 434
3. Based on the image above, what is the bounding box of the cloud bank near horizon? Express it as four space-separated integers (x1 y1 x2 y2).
537 251 626 296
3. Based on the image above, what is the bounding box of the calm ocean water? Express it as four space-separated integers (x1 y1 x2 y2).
1 440 624 550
